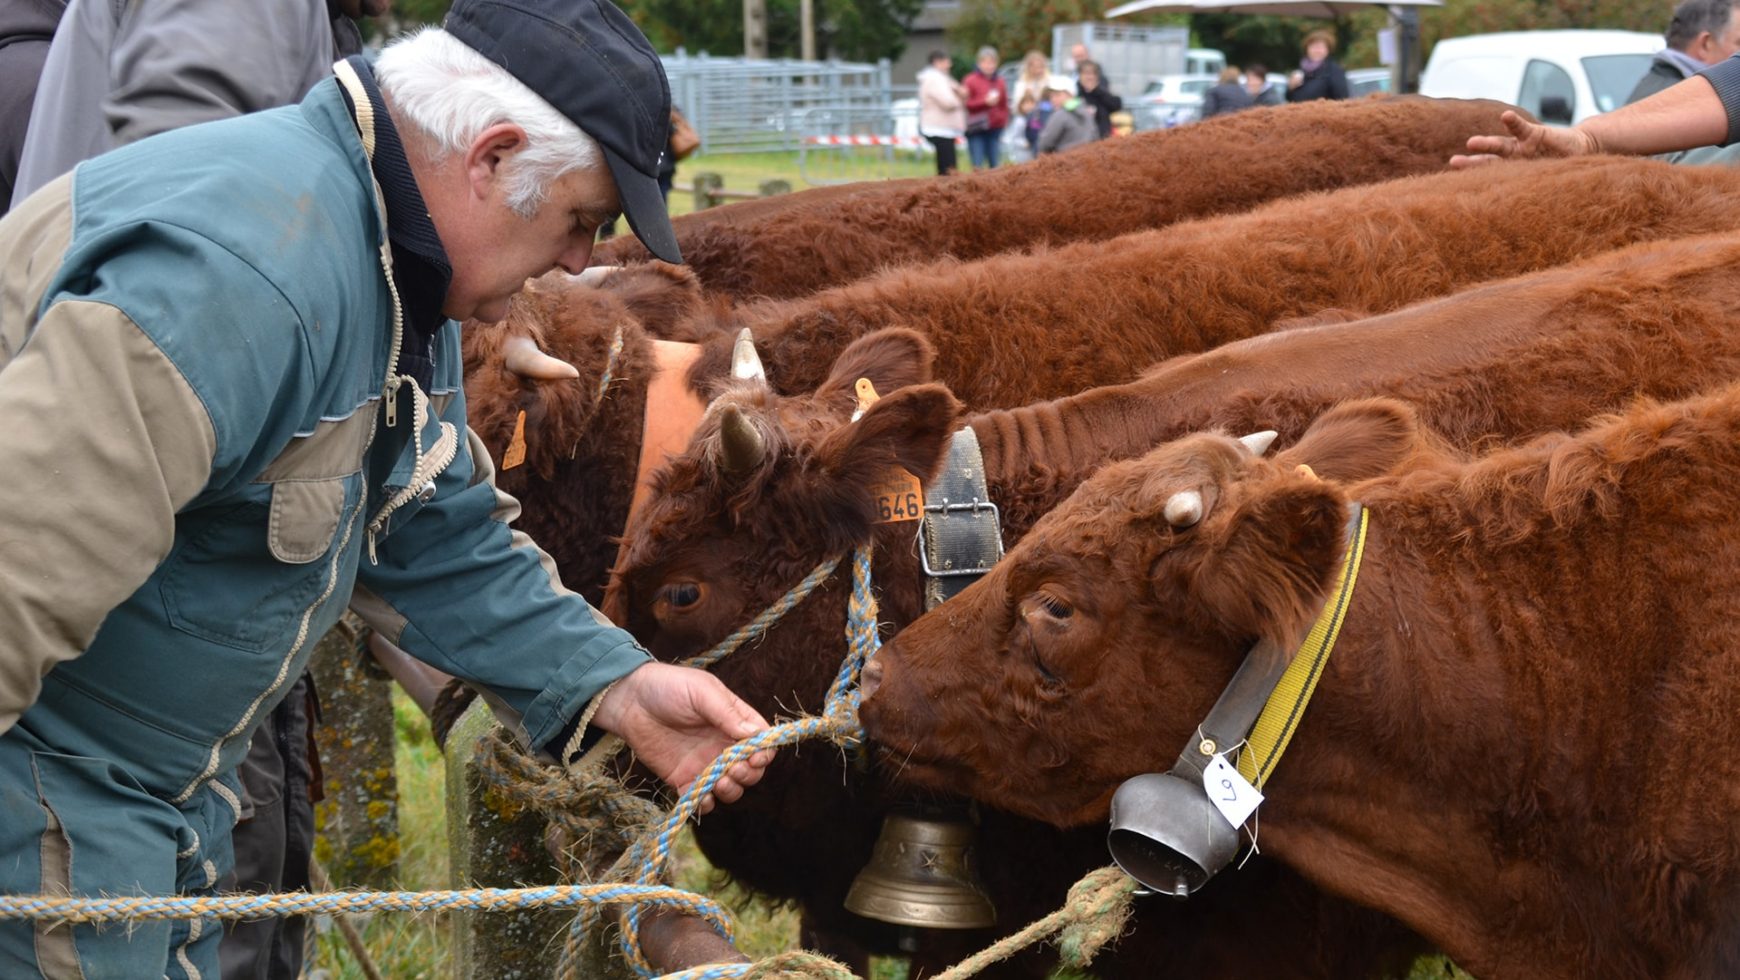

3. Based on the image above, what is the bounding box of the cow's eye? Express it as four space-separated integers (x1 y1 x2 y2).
656 582 704 611
1036 592 1073 620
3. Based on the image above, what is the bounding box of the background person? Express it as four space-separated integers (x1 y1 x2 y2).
1627 0 1740 104
0 2 773 975
962 45 1009 170
918 48 966 175
1037 84 1095 154
1016 91 1044 156
1287 29 1349 102
1074 58 1123 139
1200 65 1255 118
0 0 62 215
10 0 386 208
1011 49 1058 108
1246 61 1284 107
1064 41 1090 76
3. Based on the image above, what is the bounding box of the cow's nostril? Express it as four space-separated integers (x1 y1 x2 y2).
859 656 884 701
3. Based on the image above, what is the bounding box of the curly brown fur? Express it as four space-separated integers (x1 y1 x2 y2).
461 275 656 604
597 97 1524 301
664 155 1740 408
866 384 1740 979
597 261 704 339
609 230 1740 978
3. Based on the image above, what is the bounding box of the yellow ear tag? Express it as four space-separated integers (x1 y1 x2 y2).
1295 463 1318 481
852 377 879 421
502 410 528 471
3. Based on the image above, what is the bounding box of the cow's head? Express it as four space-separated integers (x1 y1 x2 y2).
859 398 1428 828
605 328 964 704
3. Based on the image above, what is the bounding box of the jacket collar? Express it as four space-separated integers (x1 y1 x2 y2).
333 55 451 390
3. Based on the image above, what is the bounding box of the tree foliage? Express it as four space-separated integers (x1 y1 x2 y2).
948 0 1111 65
622 0 924 62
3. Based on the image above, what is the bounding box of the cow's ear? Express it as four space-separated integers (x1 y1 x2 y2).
1188 477 1348 645
819 383 963 486
600 261 703 338
818 328 937 402
1275 398 1424 485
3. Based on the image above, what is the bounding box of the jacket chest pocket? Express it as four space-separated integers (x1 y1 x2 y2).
159 473 364 654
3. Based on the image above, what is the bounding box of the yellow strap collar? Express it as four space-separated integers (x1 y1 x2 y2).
1236 505 1369 787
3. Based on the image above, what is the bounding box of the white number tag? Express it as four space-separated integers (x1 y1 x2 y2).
1202 753 1263 829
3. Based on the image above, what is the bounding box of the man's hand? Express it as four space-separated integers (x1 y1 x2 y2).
594 662 775 814
1449 109 1597 169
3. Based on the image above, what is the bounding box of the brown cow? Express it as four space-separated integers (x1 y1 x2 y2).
859 388 1740 979
594 98 1521 300
469 156 1740 606
604 230 1740 977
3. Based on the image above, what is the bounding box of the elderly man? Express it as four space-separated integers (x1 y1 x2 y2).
0 0 772 975
1627 0 1740 105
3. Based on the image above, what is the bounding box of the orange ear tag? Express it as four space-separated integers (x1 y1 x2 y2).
869 467 924 524
502 410 528 471
1295 463 1318 481
854 377 885 422
852 377 922 522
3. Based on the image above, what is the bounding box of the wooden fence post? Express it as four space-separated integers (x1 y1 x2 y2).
309 616 400 888
691 171 723 210
445 701 570 978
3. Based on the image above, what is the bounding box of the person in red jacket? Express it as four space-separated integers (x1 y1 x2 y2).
962 45 1010 170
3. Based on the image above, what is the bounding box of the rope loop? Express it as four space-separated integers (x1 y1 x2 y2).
0 539 1139 980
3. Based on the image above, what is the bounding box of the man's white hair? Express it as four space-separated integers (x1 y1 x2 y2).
375 28 603 218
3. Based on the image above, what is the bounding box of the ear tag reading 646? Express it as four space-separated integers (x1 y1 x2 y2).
502 410 528 471
854 377 924 524
1203 752 1263 828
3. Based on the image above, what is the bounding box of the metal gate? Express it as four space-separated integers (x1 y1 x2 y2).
662 51 897 156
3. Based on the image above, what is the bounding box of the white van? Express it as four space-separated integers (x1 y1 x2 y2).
1419 30 1662 125
1185 48 1226 76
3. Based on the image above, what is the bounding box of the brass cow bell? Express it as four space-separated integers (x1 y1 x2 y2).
844 809 997 929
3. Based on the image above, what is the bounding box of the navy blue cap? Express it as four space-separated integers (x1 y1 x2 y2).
445 0 682 263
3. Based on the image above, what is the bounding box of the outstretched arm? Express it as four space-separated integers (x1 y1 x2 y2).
1451 73 1730 167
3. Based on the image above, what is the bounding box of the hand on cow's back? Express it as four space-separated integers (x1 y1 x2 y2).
1450 109 1594 168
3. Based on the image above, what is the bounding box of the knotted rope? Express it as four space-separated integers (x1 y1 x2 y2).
0 883 733 926
0 540 1142 979
570 544 878 977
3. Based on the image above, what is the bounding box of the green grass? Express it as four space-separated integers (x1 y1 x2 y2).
664 149 942 219
309 688 448 979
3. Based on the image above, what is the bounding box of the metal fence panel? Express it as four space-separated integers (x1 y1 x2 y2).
1051 22 1190 102
663 51 896 155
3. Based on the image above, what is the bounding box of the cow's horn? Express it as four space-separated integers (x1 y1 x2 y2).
573 265 620 287
1163 490 1203 528
732 328 768 383
718 404 766 474
502 335 580 380
1238 430 1278 456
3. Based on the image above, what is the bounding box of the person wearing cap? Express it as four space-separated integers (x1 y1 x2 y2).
0 1 769 975
1037 84 1097 154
